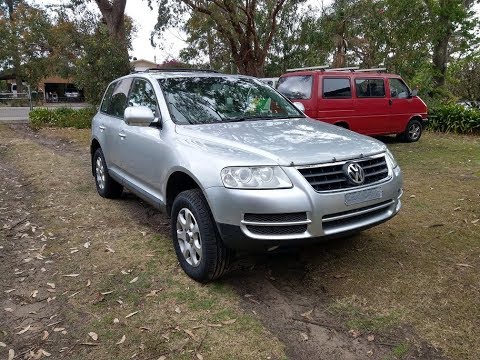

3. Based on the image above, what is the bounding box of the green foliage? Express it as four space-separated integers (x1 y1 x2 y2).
29 107 96 129
447 54 480 101
428 104 480 134
74 23 131 105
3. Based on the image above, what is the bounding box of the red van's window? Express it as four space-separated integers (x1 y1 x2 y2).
389 78 410 98
323 78 351 98
355 79 385 97
277 75 313 100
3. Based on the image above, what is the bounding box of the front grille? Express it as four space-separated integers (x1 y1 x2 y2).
244 212 307 223
297 156 389 192
246 224 308 235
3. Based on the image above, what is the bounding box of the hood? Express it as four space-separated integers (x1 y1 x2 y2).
175 118 386 166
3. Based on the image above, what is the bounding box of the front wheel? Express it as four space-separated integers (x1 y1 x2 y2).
401 119 423 142
171 189 232 282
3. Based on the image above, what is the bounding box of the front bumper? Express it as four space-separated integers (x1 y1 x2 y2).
205 165 403 251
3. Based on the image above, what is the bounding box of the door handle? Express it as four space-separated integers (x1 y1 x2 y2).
118 132 126 139
389 99 393 106
99 125 106 131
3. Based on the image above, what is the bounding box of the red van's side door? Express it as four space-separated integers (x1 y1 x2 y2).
388 78 414 133
352 78 390 135
317 76 354 126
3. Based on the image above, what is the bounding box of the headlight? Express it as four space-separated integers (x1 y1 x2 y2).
385 149 398 168
221 166 292 189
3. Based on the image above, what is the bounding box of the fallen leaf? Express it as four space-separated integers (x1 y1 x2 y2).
42 330 49 340
53 327 65 332
88 332 98 341
83 241 91 248
16 325 31 334
125 311 139 318
146 289 161 297
409 195 416 198
47 283 55 289
471 219 479 224
129 277 138 284
196 354 204 360
105 245 115 253
158 356 166 360
367 350 374 357
300 309 313 318
70 249 79 254
80 342 98 346
101 291 113 295
174 306 181 314
47 297 56 303
4 307 13 312
113 318 120 324
222 319 237 325
453 207 461 211
300 332 309 341
5 289 16 293
39 349 51 357
31 290 39 298
207 323 222 328
116 335 126 345
349 329 361 338
183 329 198 341
367 334 375 342
0 342 6 347
86 279 91 287
457 263 473 268
63 274 80 277
8 349 14 360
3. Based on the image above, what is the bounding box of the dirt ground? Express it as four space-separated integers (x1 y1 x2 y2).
1 124 478 359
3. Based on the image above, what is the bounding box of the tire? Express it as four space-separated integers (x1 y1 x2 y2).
401 119 423 142
171 189 232 282
93 148 123 199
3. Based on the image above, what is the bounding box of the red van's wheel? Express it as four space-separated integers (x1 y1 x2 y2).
401 119 423 142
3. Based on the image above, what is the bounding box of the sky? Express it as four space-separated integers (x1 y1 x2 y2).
37 0 480 65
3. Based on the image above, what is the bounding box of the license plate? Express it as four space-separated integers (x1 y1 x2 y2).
345 187 383 206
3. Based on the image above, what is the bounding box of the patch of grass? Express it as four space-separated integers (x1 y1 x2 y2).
391 342 410 359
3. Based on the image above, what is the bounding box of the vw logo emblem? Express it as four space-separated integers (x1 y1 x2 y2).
343 162 365 185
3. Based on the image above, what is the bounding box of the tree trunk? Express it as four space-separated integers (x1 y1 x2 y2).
431 26 452 88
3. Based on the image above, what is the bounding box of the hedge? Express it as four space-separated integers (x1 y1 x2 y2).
428 104 480 134
29 107 97 129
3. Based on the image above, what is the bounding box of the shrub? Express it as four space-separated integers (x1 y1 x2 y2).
428 104 480 134
29 107 96 129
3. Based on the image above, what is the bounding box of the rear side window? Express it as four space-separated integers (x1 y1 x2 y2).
277 75 313 100
389 78 410 98
323 78 351 98
100 82 116 113
355 79 385 97
104 78 133 118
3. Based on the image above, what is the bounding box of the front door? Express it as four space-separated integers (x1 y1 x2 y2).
388 78 413 133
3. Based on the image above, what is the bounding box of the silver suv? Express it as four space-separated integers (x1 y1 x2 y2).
91 69 403 282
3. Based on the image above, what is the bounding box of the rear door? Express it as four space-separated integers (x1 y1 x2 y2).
353 78 389 134
318 77 354 125
388 78 412 133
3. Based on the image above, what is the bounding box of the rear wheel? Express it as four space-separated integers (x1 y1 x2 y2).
401 119 423 142
93 148 123 198
171 189 232 282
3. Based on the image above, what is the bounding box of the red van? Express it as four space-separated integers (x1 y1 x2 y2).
277 66 428 142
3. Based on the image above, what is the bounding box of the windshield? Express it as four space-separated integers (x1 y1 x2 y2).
157 76 304 125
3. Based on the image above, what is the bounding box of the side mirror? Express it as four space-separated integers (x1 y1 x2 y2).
124 106 155 126
293 101 305 112
409 89 418 98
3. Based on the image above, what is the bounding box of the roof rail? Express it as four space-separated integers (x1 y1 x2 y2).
143 68 220 73
356 67 387 73
286 65 329 72
326 66 360 72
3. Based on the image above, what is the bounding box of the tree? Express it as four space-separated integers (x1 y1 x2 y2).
0 1 52 93
154 0 299 76
424 0 479 88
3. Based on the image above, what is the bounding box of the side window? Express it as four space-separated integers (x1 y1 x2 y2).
128 79 159 116
277 75 313 100
106 78 133 118
323 78 351 98
355 79 385 98
389 78 410 99
100 82 116 113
